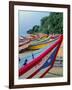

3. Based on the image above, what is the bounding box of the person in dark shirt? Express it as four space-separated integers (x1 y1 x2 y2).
19 58 21 62
23 59 28 65
32 53 34 59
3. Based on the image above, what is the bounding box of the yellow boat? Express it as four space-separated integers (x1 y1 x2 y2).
28 43 49 50
28 37 58 50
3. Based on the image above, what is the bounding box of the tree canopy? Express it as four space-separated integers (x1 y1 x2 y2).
27 12 63 34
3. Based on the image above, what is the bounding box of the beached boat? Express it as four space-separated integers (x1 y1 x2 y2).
28 43 49 50
19 35 63 78
30 36 50 45
28 36 59 50
27 35 60 50
19 37 31 52
19 34 48 52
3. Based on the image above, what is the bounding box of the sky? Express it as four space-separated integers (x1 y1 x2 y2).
18 10 50 36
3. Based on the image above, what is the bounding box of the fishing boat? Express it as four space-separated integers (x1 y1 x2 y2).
28 35 59 50
30 36 50 45
19 38 61 69
19 45 52 69
19 37 31 52
19 34 48 52
19 35 63 78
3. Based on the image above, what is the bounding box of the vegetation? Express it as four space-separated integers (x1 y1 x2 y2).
27 12 63 34
27 25 39 34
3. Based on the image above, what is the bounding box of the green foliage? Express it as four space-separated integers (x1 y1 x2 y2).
27 12 63 34
27 25 39 34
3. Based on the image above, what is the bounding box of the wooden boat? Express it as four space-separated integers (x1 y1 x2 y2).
19 35 63 78
28 35 60 50
28 43 49 50
19 42 31 52
19 46 50 69
28 37 58 50
30 36 50 45
19 38 61 69
19 34 48 52
19 37 31 52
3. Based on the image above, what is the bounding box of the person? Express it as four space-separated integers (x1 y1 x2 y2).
32 53 34 59
19 58 21 62
23 59 28 65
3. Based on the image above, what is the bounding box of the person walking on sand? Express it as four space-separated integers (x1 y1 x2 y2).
23 59 28 65
32 53 34 59
19 58 21 62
